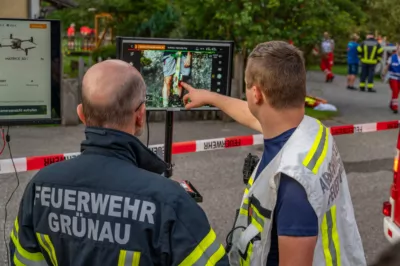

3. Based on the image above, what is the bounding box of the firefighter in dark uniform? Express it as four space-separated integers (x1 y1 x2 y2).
357 32 383 92
9 60 229 266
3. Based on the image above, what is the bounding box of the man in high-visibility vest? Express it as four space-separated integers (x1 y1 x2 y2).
181 41 366 266
357 32 383 92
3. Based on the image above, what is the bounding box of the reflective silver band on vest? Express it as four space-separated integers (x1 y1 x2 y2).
321 205 341 266
303 121 329 174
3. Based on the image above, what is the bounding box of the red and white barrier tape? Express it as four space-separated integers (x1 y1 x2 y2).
0 120 399 175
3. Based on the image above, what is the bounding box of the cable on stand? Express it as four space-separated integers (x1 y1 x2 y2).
163 109 203 202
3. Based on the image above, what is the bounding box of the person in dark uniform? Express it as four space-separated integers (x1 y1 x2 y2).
9 60 228 266
357 32 383 92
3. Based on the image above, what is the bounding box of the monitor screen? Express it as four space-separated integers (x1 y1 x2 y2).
116 37 234 110
0 18 61 125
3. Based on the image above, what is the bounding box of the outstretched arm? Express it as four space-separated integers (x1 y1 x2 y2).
181 82 262 133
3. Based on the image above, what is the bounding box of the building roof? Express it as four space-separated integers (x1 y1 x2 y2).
44 0 78 8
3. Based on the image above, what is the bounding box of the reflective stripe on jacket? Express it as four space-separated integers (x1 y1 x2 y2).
357 38 383 65
228 116 367 266
9 127 229 266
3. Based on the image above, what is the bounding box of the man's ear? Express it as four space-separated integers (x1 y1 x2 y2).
135 105 146 127
77 104 86 124
252 86 264 104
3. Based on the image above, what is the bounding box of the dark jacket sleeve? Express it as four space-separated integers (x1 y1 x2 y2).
165 193 229 266
9 181 47 265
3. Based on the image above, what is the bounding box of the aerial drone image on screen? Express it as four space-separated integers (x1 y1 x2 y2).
0 34 36 56
140 50 212 108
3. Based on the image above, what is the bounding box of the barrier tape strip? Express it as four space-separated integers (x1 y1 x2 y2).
0 120 399 175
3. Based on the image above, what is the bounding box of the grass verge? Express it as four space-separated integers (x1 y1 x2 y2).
305 107 339 120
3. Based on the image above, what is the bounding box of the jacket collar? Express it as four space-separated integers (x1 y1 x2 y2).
81 127 167 175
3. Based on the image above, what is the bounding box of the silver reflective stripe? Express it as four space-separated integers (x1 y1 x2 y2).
241 202 248 210
326 210 338 266
122 251 140 266
305 127 327 171
250 209 264 228
15 251 48 266
124 251 133 266
193 241 224 266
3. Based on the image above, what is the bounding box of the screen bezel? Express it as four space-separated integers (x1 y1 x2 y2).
0 18 62 126
116 36 234 111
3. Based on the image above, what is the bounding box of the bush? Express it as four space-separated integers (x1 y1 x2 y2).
91 44 117 62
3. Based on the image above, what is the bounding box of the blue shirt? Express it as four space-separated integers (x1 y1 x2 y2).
347 41 359 64
254 128 318 266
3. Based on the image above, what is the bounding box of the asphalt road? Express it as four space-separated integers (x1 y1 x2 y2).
0 72 397 265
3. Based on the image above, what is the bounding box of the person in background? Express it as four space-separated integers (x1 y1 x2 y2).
357 32 383 92
381 42 400 113
320 32 335 82
67 23 75 50
347 33 360 90
369 241 400 266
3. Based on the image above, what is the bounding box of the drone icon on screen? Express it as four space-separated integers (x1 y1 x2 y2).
0 34 36 56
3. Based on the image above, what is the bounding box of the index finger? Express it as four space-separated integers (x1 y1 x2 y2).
180 82 194 91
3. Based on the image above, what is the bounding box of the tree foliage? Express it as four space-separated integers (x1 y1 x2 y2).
46 0 393 53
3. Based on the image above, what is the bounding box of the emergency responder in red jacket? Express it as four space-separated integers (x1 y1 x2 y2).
9 60 228 266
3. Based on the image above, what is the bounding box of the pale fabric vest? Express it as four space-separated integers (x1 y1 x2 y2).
228 116 366 266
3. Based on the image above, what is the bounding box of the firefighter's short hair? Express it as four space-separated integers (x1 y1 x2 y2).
245 41 306 109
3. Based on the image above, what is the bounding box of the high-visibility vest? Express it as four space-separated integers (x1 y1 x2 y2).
357 39 383 65
228 115 367 266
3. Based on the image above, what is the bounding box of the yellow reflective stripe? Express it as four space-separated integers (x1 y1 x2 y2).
132 252 141 266
250 217 263 232
14 217 19 233
367 83 374 88
321 205 341 266
303 120 328 174
11 230 45 261
370 46 377 60
178 229 222 266
240 242 253 266
36 233 58 266
13 253 24 266
205 244 225 266
313 125 329 173
239 208 248 216
248 177 254 186
363 45 367 61
118 250 127 266
44 235 58 266
244 188 249 195
250 204 266 232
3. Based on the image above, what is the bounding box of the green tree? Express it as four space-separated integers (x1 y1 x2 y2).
173 0 365 54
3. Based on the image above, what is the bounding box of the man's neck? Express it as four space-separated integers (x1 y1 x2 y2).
258 107 305 139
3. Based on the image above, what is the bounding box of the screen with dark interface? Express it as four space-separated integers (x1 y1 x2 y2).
117 37 234 110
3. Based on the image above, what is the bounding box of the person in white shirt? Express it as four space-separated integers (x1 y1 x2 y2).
319 32 335 82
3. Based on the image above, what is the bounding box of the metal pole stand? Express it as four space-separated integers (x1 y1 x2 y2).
164 110 174 178
163 109 202 202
